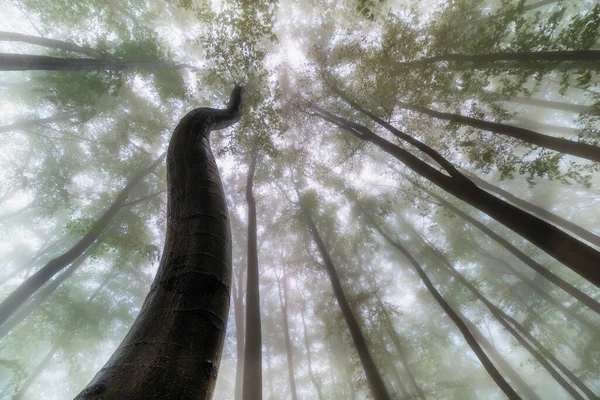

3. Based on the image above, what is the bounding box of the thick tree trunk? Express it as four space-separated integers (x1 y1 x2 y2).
232 273 245 400
417 234 595 400
0 53 195 71
400 50 600 70
277 267 299 400
299 296 325 400
0 111 76 133
299 198 392 400
389 99 600 163
242 146 263 400
311 101 600 286
0 153 166 328
358 209 521 399
74 86 242 399
467 173 600 248
0 31 101 57
422 187 600 316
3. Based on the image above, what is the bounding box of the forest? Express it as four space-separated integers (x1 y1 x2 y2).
0 0 599 398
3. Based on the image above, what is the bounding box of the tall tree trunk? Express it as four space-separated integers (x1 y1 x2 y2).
421 186 600 317
356 207 521 399
265 339 275 400
0 111 76 133
509 117 580 137
0 31 101 57
311 99 600 286
466 173 600 248
374 327 409 399
232 272 245 400
399 50 600 70
463 0 562 28
243 145 263 400
0 153 166 328
276 266 299 400
74 86 243 399
298 197 392 400
299 295 325 400
388 99 600 163
0 53 195 71
486 93 593 114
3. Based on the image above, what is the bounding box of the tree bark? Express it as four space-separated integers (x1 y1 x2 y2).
243 145 263 400
0 31 101 58
0 153 166 328
298 197 392 400
399 50 600 70
276 267 299 400
390 99 600 163
356 207 521 399
422 186 600 316
466 173 600 249
74 86 243 399
311 101 600 286
0 53 195 71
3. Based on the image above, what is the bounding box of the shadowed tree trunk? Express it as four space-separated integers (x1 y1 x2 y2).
0 53 195 71
298 196 392 400
299 294 325 400
243 145 263 400
0 153 166 328
232 269 245 400
276 266 299 400
0 31 102 57
356 206 521 399
74 85 243 399
466 173 600 248
310 94 600 286
420 186 600 317
509 117 580 137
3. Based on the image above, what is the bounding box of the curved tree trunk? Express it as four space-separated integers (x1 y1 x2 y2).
466 173 600 248
0 31 101 57
0 153 166 328
74 86 243 399
0 53 195 71
311 97 600 286
357 208 521 399
277 266 299 400
243 145 263 400
299 197 392 400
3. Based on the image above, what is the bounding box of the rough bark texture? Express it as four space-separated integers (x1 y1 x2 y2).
359 209 521 399
0 154 166 328
277 268 299 400
311 103 600 286
74 86 242 399
242 146 263 400
467 173 600 248
299 198 392 400
0 31 101 57
0 53 195 71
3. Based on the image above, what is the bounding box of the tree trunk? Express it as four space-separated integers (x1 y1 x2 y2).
0 111 76 133
509 117 580 137
463 0 562 28
243 145 263 400
232 272 245 400
0 31 101 57
0 153 166 328
389 99 600 163
276 267 299 400
399 50 600 70
311 101 600 286
422 186 600 317
299 295 325 400
357 209 521 399
487 93 593 114
74 86 243 399
466 173 600 248
0 53 195 71
298 197 392 400
374 327 409 399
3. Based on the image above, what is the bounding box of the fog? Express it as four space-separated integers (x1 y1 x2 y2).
0 0 599 399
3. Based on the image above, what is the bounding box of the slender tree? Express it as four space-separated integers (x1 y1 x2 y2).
276 266 299 400
232 268 245 400
298 194 392 400
0 31 102 57
74 85 243 399
299 293 325 400
0 153 166 328
243 144 263 400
